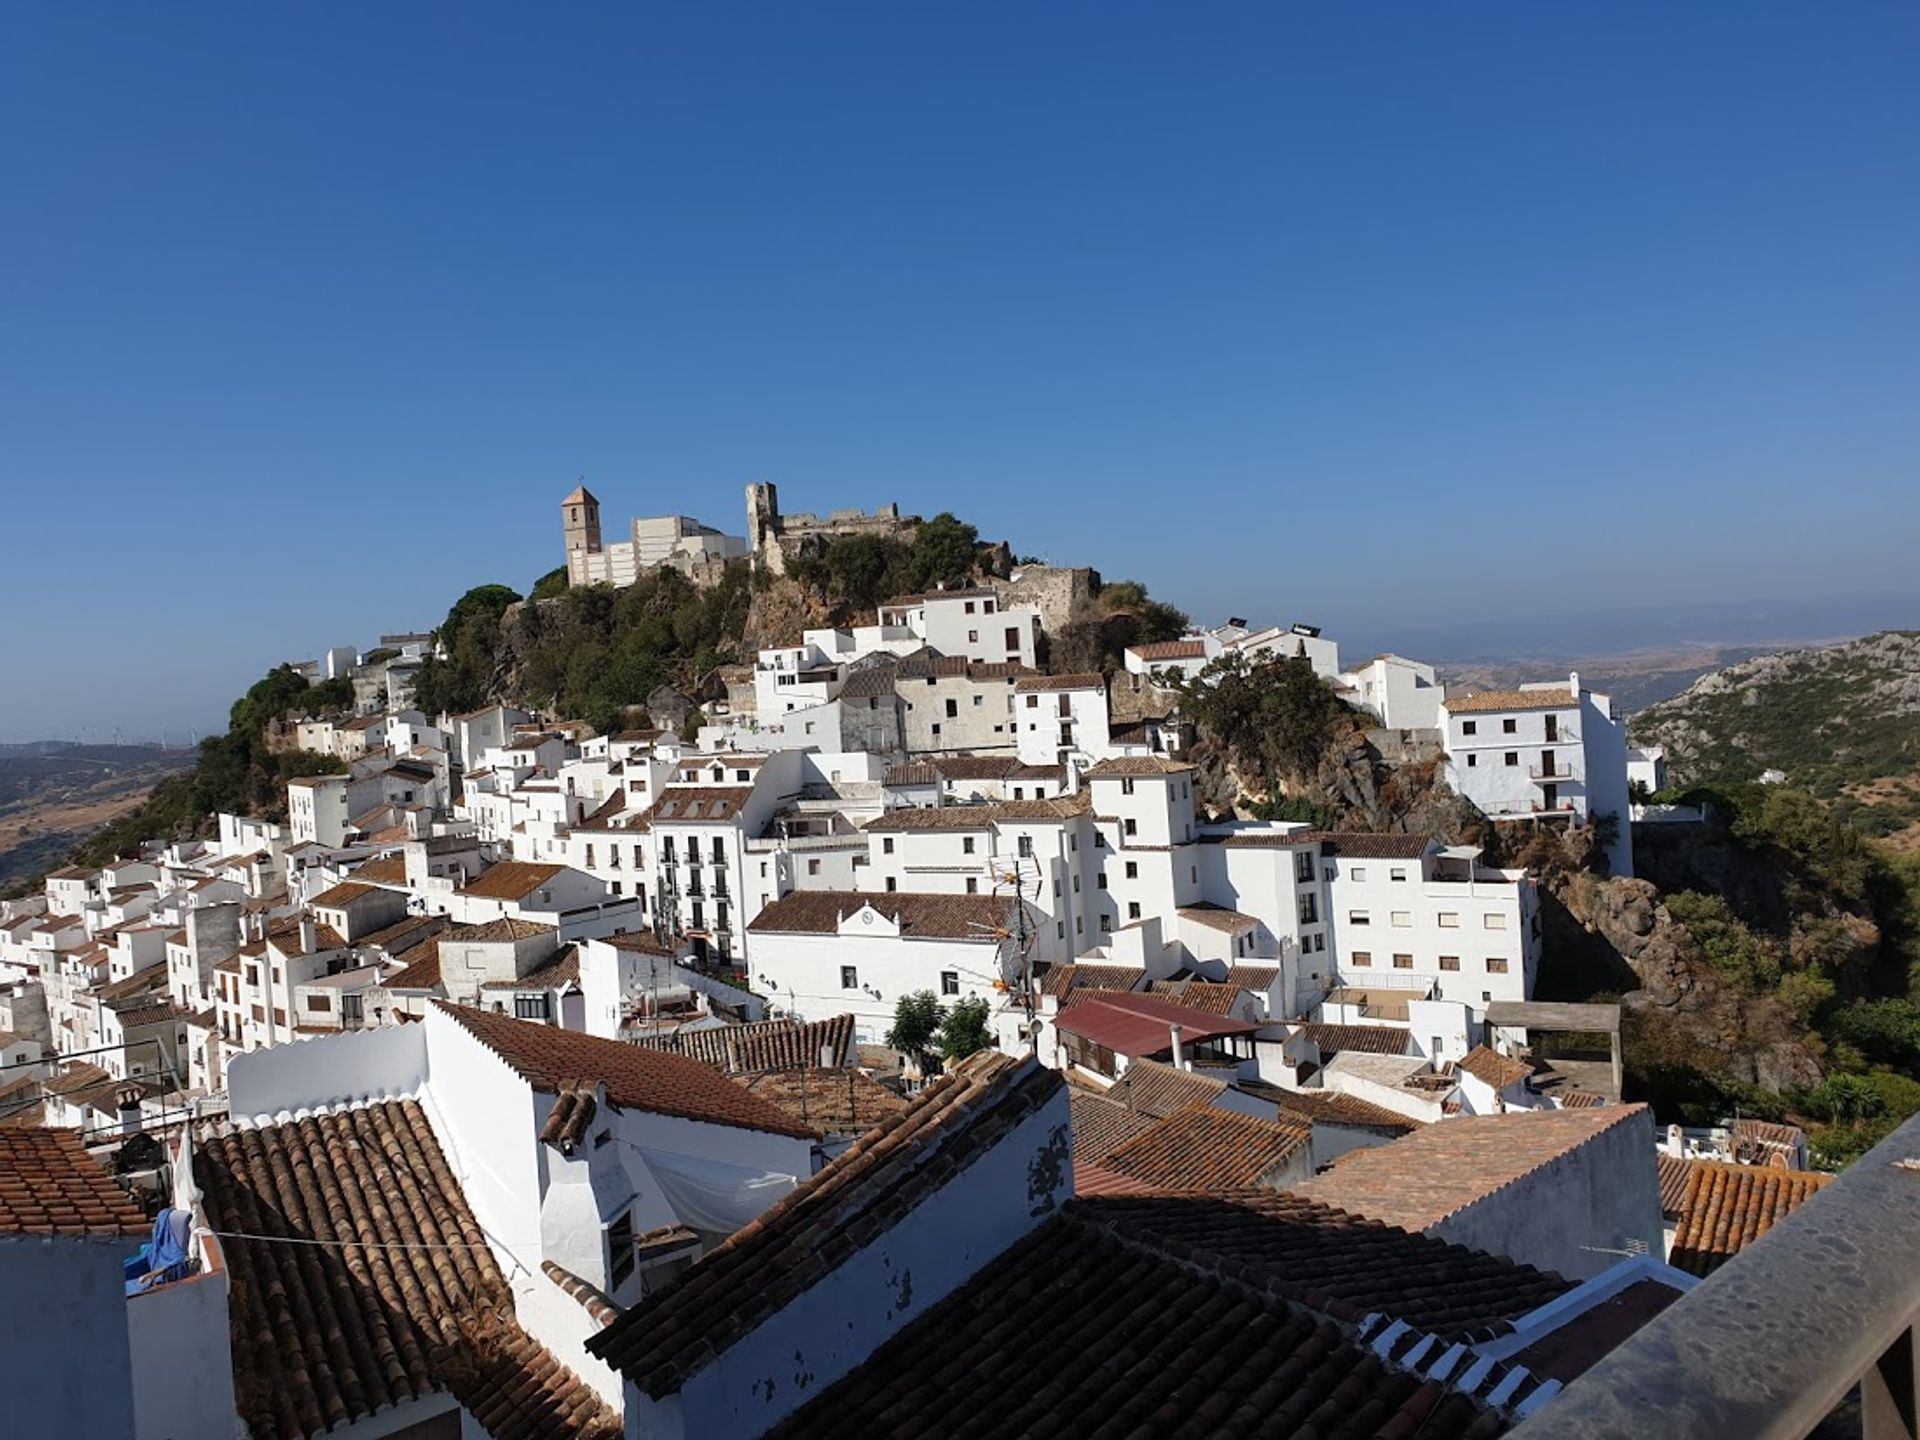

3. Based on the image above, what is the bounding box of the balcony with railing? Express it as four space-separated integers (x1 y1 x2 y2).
1511 1113 1920 1439
1529 763 1581 782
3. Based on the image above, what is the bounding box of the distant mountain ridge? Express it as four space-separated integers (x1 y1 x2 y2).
1632 630 1920 842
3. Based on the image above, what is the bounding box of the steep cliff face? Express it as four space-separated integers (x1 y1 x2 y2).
1550 870 1825 1093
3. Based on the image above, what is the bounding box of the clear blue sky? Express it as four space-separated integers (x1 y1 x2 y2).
4 3 1917 741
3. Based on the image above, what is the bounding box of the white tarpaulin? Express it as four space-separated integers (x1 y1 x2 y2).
639 1148 799 1234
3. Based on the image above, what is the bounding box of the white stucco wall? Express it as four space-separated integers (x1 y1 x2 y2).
0 1235 139 1440
127 1258 237 1440
1428 1109 1662 1280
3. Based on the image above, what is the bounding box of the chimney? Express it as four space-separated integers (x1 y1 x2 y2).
299 914 317 954
819 1043 837 1068
118 1086 144 1137
1569 669 1581 698
1668 1122 1686 1157
1168 1022 1186 1071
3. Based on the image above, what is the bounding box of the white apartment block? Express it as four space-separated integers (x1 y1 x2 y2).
1441 672 1634 876
1314 834 1541 1023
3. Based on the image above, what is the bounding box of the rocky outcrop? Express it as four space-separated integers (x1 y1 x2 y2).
1551 870 1824 1092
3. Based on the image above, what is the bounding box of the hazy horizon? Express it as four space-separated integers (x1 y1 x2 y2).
4 4 1917 741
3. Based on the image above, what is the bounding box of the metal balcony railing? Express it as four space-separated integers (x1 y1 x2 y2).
1511 1112 1920 1439
1529 764 1579 782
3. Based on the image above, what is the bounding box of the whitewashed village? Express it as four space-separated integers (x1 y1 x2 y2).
0 483 1837 1439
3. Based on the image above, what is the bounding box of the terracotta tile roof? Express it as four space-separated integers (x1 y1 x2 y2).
96 960 168 1002
926 755 1021 780
734 1067 909 1137
837 666 898 700
883 761 942 787
1731 1116 1806 1156
385 943 444 991
1072 1161 1161 1196
768 1202 1517 1438
1457 1045 1535 1092
1102 1106 1312 1193
357 913 447 955
1107 1058 1228 1118
1228 963 1282 991
1656 1152 1694 1216
444 917 556 944
1445 687 1576 714
111 999 185 1029
587 1053 1060 1395
348 855 410 886
537 1085 598 1152
540 1260 622 1329
1296 1022 1412 1056
1292 1104 1652 1233
861 805 998 832
308 880 379 907
1057 993 1259 1057
1013 673 1104 692
1172 902 1261 936
1297 831 1434 859
1040 961 1143 1000
1666 1156 1832 1277
1257 1086 1425 1136
1083 755 1197 777
196 1100 621 1440
644 786 756 823
748 889 1018 941
478 944 581 991
1069 1091 1159 1164
458 861 567 901
1128 639 1209 661
436 1003 818 1139
632 1015 857 1075
0 1128 146 1235
1147 979 1248 1015
1085 1190 1575 1335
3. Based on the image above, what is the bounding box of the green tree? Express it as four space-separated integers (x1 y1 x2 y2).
530 565 570 601
1810 1073 1887 1123
934 996 995 1063
1663 891 1782 993
910 512 979 591
825 533 906 610
1182 652 1350 793
886 991 946 1064
412 582 523 715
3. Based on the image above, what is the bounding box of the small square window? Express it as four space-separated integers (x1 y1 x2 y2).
1125 861 1138 880
1503 717 1518 734
1392 953 1413 969
1351 951 1372 967
1462 720 1477 735
1351 866 1367 881
941 971 960 995
1487 957 1510 974
1467 754 1478 768
841 965 859 988
1439 955 1460 971
1504 752 1519 767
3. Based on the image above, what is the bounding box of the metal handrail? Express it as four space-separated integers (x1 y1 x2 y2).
1511 1113 1920 1438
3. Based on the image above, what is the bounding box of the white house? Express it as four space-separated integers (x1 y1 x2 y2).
1340 653 1448 731
1441 671 1635 876
745 890 1024 1043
